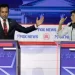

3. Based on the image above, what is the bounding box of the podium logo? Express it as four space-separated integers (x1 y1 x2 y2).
43 33 50 40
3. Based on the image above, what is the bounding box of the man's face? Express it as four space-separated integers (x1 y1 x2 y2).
0 7 9 19
71 13 75 23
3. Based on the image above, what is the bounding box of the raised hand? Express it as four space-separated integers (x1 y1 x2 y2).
36 15 44 27
59 17 67 25
59 14 67 25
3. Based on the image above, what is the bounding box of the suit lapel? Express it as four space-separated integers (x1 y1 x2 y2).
0 21 5 34
8 19 12 33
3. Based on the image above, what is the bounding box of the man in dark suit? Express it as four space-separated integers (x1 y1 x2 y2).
0 4 44 39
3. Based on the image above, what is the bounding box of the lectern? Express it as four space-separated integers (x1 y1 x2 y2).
0 40 20 75
60 41 75 75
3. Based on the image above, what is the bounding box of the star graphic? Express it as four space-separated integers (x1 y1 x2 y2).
0 53 16 75
72 54 75 58
7 52 12 57
0 52 5 57
63 67 75 75
66 53 71 59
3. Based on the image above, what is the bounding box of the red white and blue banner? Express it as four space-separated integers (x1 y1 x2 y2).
15 24 69 42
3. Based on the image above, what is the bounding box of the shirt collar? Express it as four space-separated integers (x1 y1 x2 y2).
0 17 8 22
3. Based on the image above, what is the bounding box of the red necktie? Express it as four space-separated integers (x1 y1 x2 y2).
3 19 7 35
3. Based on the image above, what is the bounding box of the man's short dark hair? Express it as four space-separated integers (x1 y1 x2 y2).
0 4 9 9
71 10 75 14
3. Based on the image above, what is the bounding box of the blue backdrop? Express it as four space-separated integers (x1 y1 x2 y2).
0 0 75 24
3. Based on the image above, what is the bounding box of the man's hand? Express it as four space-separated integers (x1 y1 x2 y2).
58 17 67 31
59 17 67 25
36 15 44 27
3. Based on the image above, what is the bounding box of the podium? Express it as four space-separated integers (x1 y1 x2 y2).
0 40 20 75
60 41 75 75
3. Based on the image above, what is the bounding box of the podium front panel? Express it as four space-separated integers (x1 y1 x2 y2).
0 41 20 75
60 42 75 75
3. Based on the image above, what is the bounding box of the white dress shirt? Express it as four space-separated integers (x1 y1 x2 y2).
0 17 9 31
57 22 75 41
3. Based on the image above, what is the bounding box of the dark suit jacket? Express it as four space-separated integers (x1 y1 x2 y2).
0 18 37 39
